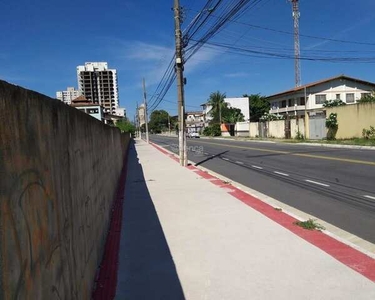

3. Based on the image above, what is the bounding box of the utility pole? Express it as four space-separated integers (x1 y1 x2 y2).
168 114 171 136
143 78 149 143
174 0 187 166
136 102 139 138
289 0 301 87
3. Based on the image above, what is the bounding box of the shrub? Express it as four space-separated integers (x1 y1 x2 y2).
322 99 346 107
325 113 338 129
358 93 375 103
295 129 304 140
203 124 221 136
326 113 338 140
362 126 375 139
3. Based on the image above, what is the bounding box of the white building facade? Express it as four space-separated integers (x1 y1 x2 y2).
114 107 126 118
77 62 119 114
267 75 375 116
224 97 250 121
56 87 81 105
186 111 205 133
201 97 250 126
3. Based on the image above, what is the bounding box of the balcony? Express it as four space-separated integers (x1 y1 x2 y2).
269 105 306 114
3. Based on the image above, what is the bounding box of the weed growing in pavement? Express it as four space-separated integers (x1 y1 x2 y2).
294 219 325 231
274 207 282 211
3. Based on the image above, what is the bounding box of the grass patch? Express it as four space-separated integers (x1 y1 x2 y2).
294 219 325 231
212 136 375 146
285 138 375 146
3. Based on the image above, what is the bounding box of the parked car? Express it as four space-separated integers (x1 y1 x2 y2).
188 132 200 138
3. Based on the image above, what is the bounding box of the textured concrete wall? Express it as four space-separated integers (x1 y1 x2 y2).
268 120 285 138
235 122 250 137
0 80 129 300
327 103 375 139
290 118 305 138
249 122 259 137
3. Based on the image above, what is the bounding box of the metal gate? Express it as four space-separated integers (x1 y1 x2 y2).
309 114 326 140
258 122 268 138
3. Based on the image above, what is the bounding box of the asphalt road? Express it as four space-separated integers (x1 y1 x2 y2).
150 135 375 244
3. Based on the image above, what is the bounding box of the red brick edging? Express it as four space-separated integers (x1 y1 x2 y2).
92 143 130 299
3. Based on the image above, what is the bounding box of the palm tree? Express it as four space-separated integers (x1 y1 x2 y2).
207 91 226 124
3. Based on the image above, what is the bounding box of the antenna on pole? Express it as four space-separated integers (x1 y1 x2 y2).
289 0 301 87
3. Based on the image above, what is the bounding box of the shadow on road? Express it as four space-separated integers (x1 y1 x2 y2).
194 150 229 166
115 141 185 300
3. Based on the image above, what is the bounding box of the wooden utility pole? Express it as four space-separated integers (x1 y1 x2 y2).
143 78 149 143
168 114 171 136
174 0 187 166
136 102 139 138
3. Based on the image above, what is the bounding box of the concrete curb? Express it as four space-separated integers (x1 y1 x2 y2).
292 142 375 150
149 140 375 283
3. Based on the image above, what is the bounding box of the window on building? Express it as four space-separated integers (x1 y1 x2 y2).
87 108 99 114
299 97 305 105
336 94 341 100
281 100 287 108
315 94 326 104
346 93 355 103
288 99 293 106
361 93 371 99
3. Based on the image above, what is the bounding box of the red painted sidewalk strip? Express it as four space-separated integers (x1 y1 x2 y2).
150 141 375 283
91 144 130 300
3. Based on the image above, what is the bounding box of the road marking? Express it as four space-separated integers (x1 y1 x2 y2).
305 179 330 187
195 140 375 166
236 161 244 165
222 157 230 161
204 152 209 155
364 195 375 200
252 165 263 170
274 171 289 177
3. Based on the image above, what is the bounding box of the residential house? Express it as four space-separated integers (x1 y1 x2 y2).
71 95 104 122
266 75 375 117
266 75 375 139
186 111 205 133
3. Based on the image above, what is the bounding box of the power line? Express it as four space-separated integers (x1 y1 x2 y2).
199 40 375 63
186 8 375 47
148 0 266 112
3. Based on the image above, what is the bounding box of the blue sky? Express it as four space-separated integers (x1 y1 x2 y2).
1 0 375 119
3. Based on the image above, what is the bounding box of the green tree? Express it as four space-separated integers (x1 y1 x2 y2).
358 93 375 103
116 119 136 135
207 91 227 124
222 107 245 123
243 94 270 122
149 110 169 133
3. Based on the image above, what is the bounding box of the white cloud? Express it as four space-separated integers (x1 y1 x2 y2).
185 46 220 72
305 16 374 50
125 42 174 62
223 72 249 78
113 40 219 88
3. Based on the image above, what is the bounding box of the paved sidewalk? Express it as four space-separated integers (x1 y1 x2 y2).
115 139 375 299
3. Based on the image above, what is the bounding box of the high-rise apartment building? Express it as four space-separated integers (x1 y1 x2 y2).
76 62 119 113
56 87 82 105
